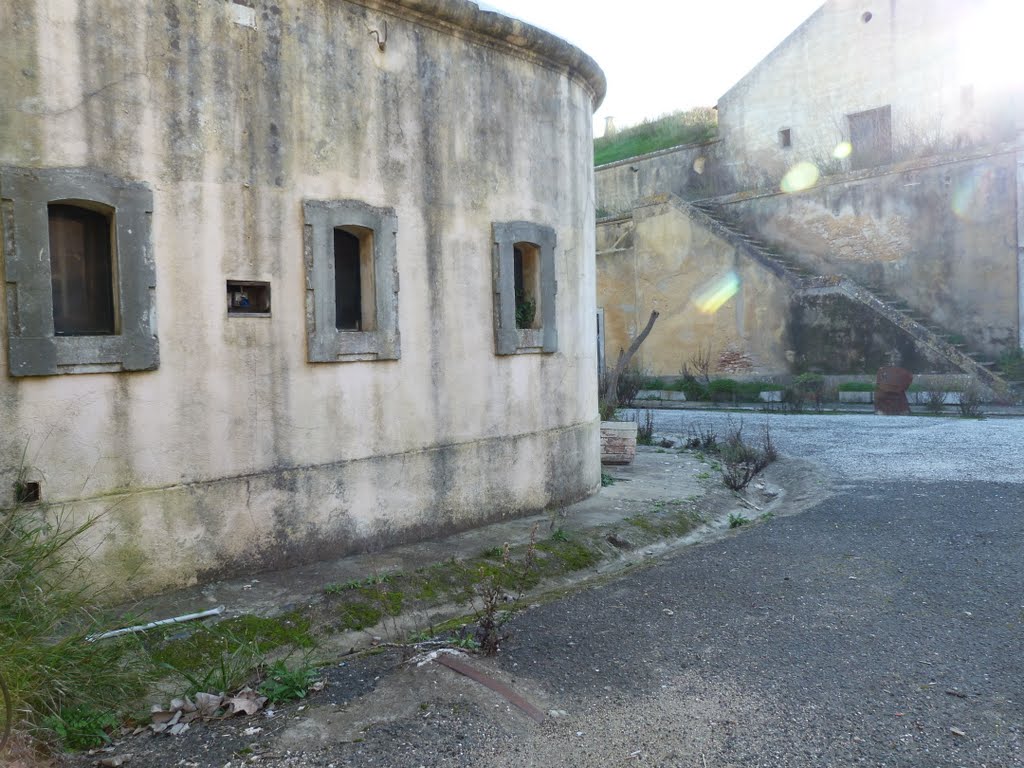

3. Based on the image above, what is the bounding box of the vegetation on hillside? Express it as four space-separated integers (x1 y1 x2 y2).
594 107 718 166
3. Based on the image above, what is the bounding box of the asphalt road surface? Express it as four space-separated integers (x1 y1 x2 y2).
328 414 1024 767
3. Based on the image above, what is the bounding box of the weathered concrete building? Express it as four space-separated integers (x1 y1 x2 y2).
717 0 1021 188
596 0 1024 382
0 0 605 597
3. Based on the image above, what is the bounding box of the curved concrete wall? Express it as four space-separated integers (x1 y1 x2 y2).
0 0 604 597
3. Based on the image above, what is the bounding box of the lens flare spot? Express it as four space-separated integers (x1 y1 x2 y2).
832 141 853 159
780 162 820 193
951 167 1002 222
694 272 740 314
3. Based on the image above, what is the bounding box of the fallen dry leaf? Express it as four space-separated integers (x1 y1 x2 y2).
224 687 268 716
194 692 225 717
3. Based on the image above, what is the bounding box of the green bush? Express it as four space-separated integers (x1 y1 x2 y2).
997 347 1024 381
793 372 825 393
837 381 875 392
735 381 781 402
707 378 738 402
672 375 707 401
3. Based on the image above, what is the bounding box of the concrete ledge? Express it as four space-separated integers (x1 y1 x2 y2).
839 391 874 403
909 391 963 405
636 389 688 401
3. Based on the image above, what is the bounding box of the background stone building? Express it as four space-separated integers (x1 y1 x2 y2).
596 0 1024 383
0 0 605 597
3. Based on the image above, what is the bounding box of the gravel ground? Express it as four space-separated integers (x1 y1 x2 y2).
628 409 1024 484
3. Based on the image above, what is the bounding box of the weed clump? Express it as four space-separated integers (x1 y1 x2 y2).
257 660 319 703
466 529 539 656
536 532 601 572
0 503 150 750
728 513 750 529
720 421 777 491
600 366 646 419
683 422 719 452
636 409 655 445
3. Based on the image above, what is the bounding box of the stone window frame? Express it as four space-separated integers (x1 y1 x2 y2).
0 167 158 377
302 199 400 362
492 221 557 355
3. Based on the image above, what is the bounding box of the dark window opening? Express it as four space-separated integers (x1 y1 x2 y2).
48 203 116 336
227 280 271 315
779 128 792 148
513 242 541 330
334 229 362 330
333 227 376 332
848 105 892 170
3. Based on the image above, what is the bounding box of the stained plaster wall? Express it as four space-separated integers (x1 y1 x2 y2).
595 140 725 218
716 0 1022 191
791 292 959 374
0 0 604 598
596 199 791 377
718 150 1019 358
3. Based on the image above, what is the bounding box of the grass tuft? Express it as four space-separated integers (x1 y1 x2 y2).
0 502 150 749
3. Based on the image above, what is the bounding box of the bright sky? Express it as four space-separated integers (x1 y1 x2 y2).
477 0 825 136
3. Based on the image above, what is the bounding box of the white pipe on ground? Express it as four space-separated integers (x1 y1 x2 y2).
87 606 225 641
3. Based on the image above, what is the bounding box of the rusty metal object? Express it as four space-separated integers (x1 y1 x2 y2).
875 366 913 415
435 655 546 724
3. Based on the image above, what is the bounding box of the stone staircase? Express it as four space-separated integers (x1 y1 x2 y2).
683 197 1008 392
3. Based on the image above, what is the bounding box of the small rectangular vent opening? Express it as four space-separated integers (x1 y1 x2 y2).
16 481 40 504
227 280 271 316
